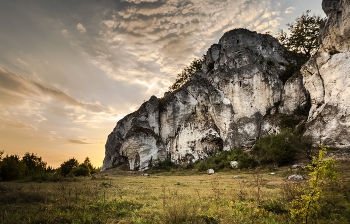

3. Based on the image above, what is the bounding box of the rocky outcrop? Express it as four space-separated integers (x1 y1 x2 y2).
101 0 350 171
101 28 311 171
319 0 350 53
301 0 350 148
322 0 340 16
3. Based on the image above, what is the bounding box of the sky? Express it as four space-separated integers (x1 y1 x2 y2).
0 0 325 168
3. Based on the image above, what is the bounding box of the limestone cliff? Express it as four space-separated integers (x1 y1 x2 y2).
101 29 310 171
301 0 350 148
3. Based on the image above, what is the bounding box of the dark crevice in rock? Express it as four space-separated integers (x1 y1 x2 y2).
337 11 343 35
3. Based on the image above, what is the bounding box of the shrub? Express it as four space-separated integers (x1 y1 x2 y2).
185 162 194 169
262 199 288 214
254 130 297 166
149 158 178 172
60 158 79 176
291 144 339 223
168 56 205 92
227 147 258 169
194 147 257 171
280 115 302 130
72 164 91 176
22 152 47 175
0 155 26 181
83 157 96 174
196 161 209 172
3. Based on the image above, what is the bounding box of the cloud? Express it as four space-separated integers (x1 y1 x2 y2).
256 22 269 31
87 0 247 90
285 7 295 14
262 12 271 19
77 23 86 33
68 139 90 144
62 29 68 36
0 67 109 113
0 117 35 129
102 20 116 28
96 0 282 76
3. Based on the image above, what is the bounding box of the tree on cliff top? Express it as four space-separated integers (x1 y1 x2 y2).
168 55 205 92
276 10 324 56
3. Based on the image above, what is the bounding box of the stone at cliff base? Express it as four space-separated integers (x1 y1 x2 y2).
231 161 239 168
288 175 304 180
207 169 215 174
291 164 301 169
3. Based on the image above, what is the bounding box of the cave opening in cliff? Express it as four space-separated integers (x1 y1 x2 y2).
201 137 224 157
134 153 140 171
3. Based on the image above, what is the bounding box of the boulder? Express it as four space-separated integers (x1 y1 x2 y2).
230 161 239 168
291 164 301 169
288 174 304 180
207 169 215 174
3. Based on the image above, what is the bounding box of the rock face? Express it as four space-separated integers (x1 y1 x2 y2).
301 0 350 148
319 0 350 52
102 29 310 171
279 74 309 115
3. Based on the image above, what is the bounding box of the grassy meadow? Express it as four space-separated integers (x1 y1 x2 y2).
1 161 350 224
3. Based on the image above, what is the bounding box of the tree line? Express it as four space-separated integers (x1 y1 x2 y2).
0 150 100 181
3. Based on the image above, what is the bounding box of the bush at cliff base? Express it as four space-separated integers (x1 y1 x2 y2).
253 129 297 166
195 147 258 171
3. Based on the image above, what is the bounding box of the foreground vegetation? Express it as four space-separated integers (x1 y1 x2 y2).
1 147 349 224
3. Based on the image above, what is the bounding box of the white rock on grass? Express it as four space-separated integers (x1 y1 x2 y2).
291 164 301 169
288 175 303 180
207 169 215 174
